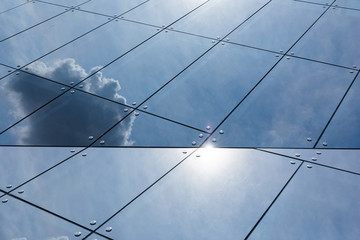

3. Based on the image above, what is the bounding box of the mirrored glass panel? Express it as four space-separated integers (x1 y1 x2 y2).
263 148 360 174
0 90 129 146
0 147 83 190
335 0 360 10
172 0 269 39
79 0 147 16
318 75 360 148
300 0 332 4
210 57 353 148
25 19 157 85
0 195 90 240
0 1 66 41
91 148 299 239
291 7 360 68
248 164 360 239
228 0 325 52
94 109 209 147
0 70 68 133
0 0 28 13
13 148 192 229
143 44 278 131
39 0 86 6
88 234 109 240
0 64 11 80
122 0 208 27
75 30 213 105
0 9 107 67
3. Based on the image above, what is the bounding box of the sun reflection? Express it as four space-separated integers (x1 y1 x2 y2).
191 145 229 177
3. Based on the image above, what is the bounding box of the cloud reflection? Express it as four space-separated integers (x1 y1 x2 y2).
5 59 134 146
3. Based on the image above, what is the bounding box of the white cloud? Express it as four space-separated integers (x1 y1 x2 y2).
5 58 134 146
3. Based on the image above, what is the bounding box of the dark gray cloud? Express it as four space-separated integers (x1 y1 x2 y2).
5 58 134 146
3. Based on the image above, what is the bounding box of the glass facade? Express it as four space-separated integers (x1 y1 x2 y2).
0 0 359 239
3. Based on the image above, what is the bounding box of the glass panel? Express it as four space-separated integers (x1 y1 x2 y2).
39 0 86 6
0 1 66 41
248 163 360 239
291 7 360 68
0 0 28 13
0 9 107 67
0 64 11 80
335 0 360 9
122 0 208 27
14 148 192 229
0 70 68 133
262 149 360 174
210 57 353 148
79 0 147 16
25 20 157 84
143 44 278 131
318 75 360 148
75 30 213 105
300 0 332 4
94 109 209 147
0 147 83 190
228 0 325 52
89 234 109 240
92 148 299 239
0 195 90 239
173 0 269 39
0 90 130 146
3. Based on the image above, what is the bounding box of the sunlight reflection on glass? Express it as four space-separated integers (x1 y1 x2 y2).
191 146 231 177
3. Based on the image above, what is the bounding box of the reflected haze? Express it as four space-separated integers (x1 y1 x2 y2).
211 57 353 148
0 0 359 239
291 6 360 68
249 164 360 240
97 148 298 239
0 195 88 240
12 148 192 229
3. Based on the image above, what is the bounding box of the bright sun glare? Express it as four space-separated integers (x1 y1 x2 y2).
192 145 229 176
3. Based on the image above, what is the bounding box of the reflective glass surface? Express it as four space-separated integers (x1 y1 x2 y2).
0 1 65 41
302 0 332 4
29 20 157 83
91 148 299 239
0 10 107 67
0 65 9 78
291 7 360 68
144 44 278 131
39 0 86 6
79 0 147 16
0 90 127 146
263 149 360 174
0 147 82 191
0 195 90 240
76 30 213 105
318 74 360 148
210 57 353 147
0 70 68 133
14 148 192 229
173 0 269 39
249 164 360 239
0 0 358 237
0 0 28 13
228 0 325 52
95 109 209 147
335 0 360 9
122 0 208 27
